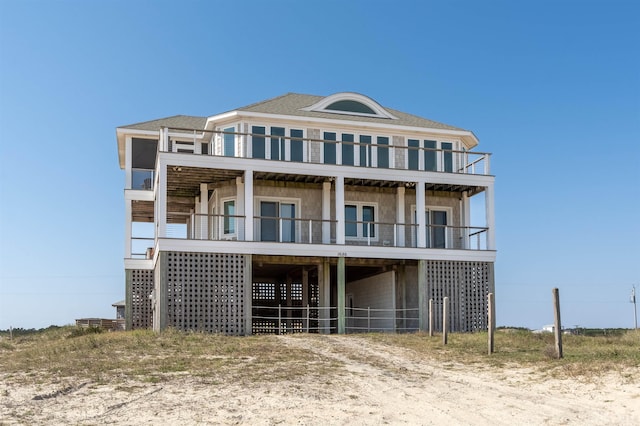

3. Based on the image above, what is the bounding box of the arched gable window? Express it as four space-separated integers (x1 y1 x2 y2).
302 93 397 119
325 100 376 115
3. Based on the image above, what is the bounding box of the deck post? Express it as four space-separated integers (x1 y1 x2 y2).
553 288 563 359
337 256 346 334
319 260 330 334
244 169 254 241
418 259 427 331
488 292 495 354
443 296 449 345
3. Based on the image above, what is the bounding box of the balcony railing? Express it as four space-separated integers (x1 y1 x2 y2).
158 213 489 250
158 127 491 175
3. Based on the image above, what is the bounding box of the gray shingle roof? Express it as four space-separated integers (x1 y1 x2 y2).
118 93 467 133
235 93 466 131
120 115 207 131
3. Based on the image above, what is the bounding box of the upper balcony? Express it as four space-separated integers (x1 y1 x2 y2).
155 126 491 177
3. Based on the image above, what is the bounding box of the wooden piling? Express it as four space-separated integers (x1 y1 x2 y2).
429 298 434 337
488 293 495 354
442 296 449 345
553 288 563 359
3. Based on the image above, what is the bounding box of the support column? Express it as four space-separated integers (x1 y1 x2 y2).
397 263 406 330
322 181 331 244
157 162 167 239
416 180 426 248
244 169 254 241
125 270 133 330
335 176 345 245
236 177 245 240
418 259 427 331
337 256 346 334
244 254 252 335
199 183 208 239
396 186 405 247
462 191 470 249
125 136 132 190
155 252 167 332
319 260 331 334
485 183 496 250
125 200 132 258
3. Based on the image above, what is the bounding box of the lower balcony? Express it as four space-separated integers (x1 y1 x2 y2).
159 213 488 250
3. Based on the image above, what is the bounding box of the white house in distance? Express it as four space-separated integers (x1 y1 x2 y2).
116 92 496 335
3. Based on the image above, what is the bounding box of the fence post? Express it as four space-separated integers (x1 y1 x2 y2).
368 307 371 332
442 297 449 345
553 288 563 359
488 293 495 354
306 304 310 333
278 304 282 335
429 299 434 337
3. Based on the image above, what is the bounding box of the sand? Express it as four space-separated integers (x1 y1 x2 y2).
1 334 638 425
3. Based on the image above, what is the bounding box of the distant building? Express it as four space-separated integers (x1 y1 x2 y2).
112 300 125 320
116 92 496 335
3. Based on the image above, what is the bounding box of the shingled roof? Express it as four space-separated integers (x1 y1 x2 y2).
120 115 207 131
234 93 466 131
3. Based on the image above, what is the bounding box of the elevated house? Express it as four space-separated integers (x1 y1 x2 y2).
116 92 495 335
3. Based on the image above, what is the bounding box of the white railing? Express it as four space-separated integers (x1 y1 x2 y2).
159 127 491 175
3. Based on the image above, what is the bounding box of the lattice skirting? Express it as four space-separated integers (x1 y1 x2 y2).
425 260 494 332
159 252 249 335
126 269 154 330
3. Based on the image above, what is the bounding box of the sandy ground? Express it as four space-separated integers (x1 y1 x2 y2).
1 334 638 425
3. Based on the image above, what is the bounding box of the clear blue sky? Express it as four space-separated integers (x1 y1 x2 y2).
1 0 638 330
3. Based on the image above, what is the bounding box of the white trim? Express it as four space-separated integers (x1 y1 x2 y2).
204 110 479 148
300 93 398 120
157 151 495 186
155 238 497 262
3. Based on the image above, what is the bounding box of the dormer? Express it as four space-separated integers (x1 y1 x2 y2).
301 92 398 120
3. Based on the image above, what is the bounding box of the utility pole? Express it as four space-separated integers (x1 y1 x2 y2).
631 286 638 330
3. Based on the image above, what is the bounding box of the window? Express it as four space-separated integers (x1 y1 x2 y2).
301 93 398 119
323 132 336 164
259 200 298 242
427 210 447 248
359 135 372 167
342 133 354 166
290 129 304 162
252 126 266 159
345 205 357 237
345 203 377 239
377 136 390 168
270 127 285 160
326 100 376 115
407 139 454 172
223 127 235 157
223 200 235 235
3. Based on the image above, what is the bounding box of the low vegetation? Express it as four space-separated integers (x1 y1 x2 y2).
0 327 637 386
359 329 640 378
